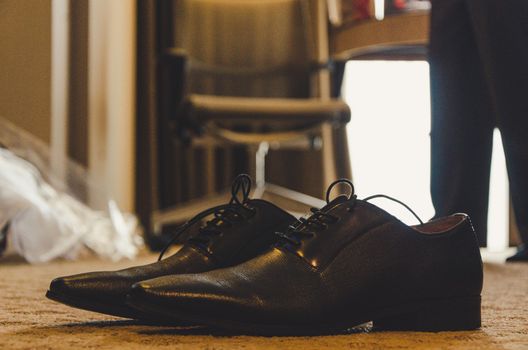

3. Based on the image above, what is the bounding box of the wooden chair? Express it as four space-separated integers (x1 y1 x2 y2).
150 0 351 235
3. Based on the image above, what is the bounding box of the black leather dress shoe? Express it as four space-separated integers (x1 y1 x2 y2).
46 174 295 320
506 244 528 262
128 179 483 334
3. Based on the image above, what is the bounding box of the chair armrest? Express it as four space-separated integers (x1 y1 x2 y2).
183 95 351 126
162 48 187 63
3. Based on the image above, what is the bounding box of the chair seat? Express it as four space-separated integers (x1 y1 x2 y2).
183 94 351 127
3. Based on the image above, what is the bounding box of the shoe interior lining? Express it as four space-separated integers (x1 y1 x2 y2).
411 215 466 234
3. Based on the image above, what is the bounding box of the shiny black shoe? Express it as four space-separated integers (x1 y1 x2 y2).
128 179 483 335
506 244 528 262
46 174 295 320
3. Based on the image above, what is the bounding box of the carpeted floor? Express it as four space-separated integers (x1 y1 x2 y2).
1 252 527 350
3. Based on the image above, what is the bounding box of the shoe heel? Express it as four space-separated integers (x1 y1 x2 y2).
373 296 481 331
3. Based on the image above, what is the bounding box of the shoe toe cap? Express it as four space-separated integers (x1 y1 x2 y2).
49 271 131 301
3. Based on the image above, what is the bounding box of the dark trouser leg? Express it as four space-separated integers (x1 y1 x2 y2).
502 131 528 245
465 0 528 245
429 0 494 246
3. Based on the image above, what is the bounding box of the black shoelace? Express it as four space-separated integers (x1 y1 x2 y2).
276 179 424 247
158 174 256 261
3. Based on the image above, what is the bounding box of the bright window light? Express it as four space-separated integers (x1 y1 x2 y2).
343 61 433 225
488 129 509 252
342 60 509 250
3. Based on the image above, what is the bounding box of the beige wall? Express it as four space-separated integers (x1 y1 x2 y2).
0 0 52 143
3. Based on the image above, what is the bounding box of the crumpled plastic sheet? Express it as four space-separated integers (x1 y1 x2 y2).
0 118 142 263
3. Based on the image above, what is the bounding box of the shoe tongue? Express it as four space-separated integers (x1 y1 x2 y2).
321 194 349 212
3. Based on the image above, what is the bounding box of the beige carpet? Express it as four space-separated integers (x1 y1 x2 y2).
1 252 527 350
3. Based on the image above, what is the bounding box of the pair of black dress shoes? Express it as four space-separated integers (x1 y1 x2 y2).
47 175 483 335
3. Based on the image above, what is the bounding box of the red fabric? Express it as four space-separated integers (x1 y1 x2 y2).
354 0 371 19
393 0 407 10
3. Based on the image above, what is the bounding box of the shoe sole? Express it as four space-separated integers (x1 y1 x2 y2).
126 295 481 335
46 289 146 320
47 290 196 326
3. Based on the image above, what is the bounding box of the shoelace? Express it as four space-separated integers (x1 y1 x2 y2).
158 174 255 261
276 179 424 247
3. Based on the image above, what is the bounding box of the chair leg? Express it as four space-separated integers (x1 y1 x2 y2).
264 183 326 208
321 124 337 194
253 142 269 199
253 141 326 209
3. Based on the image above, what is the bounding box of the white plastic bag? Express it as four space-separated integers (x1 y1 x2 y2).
0 119 142 263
